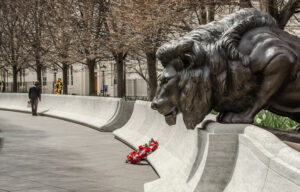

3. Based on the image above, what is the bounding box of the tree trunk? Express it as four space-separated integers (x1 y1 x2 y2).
207 1 215 22
267 0 278 19
116 54 124 98
200 4 207 24
36 64 42 84
36 62 42 93
35 5 42 89
2 72 6 92
114 52 127 98
146 51 158 101
124 63 126 96
62 63 68 95
12 65 18 93
276 0 299 29
239 0 253 8
266 0 299 29
87 58 96 96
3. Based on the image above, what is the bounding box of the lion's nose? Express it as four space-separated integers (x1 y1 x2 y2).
151 101 158 110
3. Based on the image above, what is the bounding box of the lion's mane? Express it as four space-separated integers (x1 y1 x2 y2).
156 8 278 67
156 8 278 98
177 67 212 129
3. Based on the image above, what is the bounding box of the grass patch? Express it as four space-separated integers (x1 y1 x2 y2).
211 110 219 115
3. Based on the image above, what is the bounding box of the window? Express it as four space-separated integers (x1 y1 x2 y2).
42 68 47 86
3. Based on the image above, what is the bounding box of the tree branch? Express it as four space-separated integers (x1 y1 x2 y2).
277 0 300 29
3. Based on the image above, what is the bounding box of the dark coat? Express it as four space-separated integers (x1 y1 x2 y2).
29 86 41 100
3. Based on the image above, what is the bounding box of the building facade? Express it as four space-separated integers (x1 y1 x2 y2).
0 61 148 97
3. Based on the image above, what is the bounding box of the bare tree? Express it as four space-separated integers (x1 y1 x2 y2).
0 0 31 92
240 0 253 8
236 0 300 30
71 0 110 95
105 1 133 98
112 0 192 100
25 0 51 88
44 0 76 94
266 0 300 29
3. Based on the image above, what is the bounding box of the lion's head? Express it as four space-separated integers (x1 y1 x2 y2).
151 39 212 129
151 9 278 129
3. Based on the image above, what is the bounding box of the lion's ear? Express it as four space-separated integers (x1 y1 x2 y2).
180 41 206 69
181 53 194 68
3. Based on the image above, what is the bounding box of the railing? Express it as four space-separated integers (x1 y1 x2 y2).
1 80 149 98
1 82 55 94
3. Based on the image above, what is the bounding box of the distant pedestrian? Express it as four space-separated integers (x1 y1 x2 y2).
29 81 41 116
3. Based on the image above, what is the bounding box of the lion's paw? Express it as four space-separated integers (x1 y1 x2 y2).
218 112 253 124
217 112 234 123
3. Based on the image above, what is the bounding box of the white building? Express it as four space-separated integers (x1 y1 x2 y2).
0 61 148 97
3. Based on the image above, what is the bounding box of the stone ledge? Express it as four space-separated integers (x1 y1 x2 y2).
114 101 300 192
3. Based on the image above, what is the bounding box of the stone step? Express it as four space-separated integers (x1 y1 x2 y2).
209 134 238 144
194 133 239 192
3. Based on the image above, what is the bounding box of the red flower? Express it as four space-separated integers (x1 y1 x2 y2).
138 145 144 150
126 139 159 164
146 146 150 153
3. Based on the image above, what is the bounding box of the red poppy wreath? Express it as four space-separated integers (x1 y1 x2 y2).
126 138 159 164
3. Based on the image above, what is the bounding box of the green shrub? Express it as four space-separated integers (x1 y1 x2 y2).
210 110 298 130
254 110 298 131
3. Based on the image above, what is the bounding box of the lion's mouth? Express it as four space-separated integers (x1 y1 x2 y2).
164 107 178 126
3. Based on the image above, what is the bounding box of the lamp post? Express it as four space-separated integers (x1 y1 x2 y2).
100 65 106 96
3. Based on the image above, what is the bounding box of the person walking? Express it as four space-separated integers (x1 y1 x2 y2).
29 81 41 116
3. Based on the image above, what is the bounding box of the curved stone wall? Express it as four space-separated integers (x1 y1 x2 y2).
113 101 300 192
224 126 300 192
0 93 121 129
113 100 216 192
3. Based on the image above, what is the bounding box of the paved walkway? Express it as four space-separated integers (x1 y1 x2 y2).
0 110 158 192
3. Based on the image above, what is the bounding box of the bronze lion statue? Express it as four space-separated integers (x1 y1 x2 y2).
151 8 300 130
